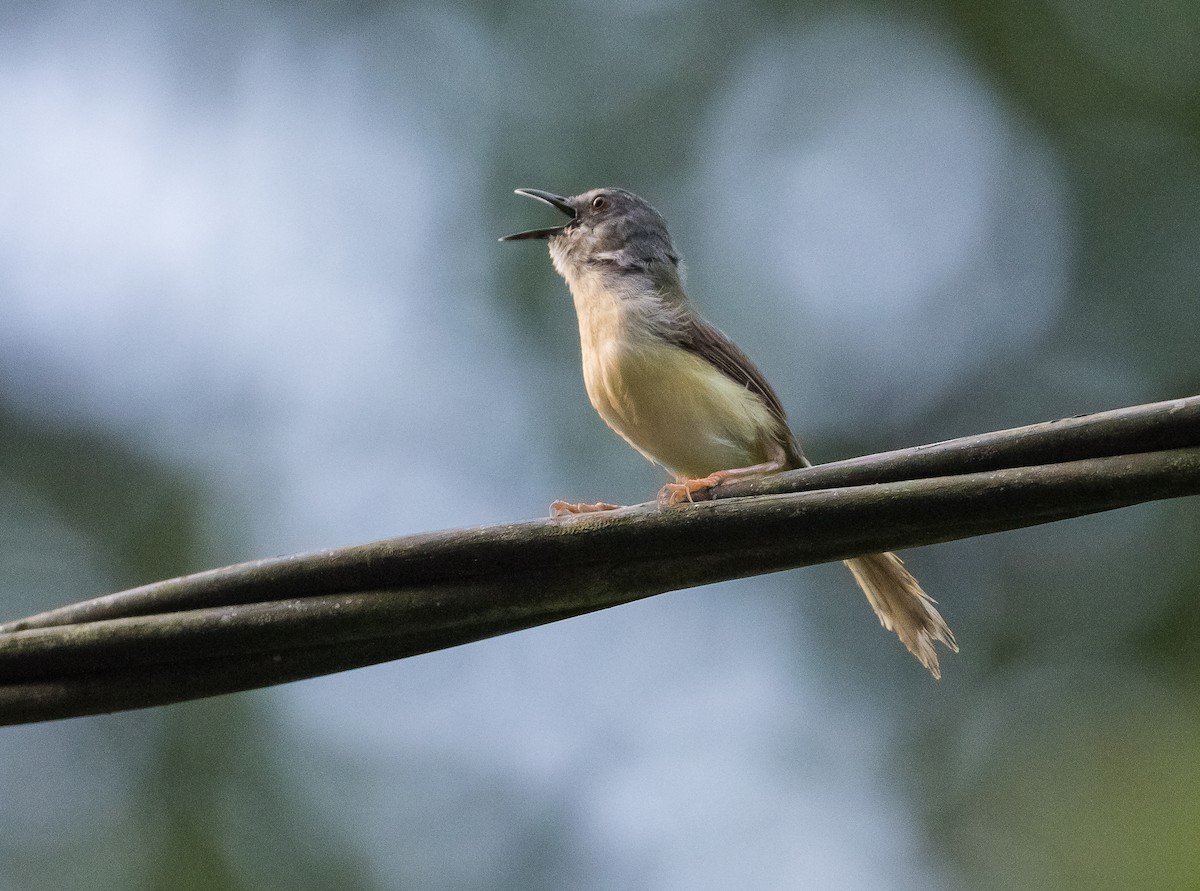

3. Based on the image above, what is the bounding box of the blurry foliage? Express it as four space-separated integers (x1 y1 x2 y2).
931 663 1200 890
142 697 373 891
0 396 207 606
0 398 369 890
1140 500 1200 675
1 0 1198 888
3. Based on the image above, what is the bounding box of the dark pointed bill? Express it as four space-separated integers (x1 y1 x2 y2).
499 188 576 241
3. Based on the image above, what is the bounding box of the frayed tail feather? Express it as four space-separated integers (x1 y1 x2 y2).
844 552 958 679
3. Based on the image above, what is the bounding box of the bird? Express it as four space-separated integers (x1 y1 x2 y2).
501 187 957 677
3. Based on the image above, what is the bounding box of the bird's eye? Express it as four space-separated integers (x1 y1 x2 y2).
591 195 608 210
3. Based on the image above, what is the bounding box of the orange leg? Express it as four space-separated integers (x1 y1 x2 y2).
657 442 790 507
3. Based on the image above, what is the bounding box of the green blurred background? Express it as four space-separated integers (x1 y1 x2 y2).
1 0 1198 888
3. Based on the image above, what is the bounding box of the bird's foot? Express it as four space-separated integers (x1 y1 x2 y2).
550 500 622 518
657 473 726 508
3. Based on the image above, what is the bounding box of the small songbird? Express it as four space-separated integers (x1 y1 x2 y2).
501 187 957 677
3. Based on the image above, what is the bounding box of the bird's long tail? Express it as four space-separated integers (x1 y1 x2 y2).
843 552 958 679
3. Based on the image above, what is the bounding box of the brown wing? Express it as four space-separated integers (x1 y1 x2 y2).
668 314 806 467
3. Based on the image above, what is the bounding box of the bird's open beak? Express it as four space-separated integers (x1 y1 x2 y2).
499 189 577 241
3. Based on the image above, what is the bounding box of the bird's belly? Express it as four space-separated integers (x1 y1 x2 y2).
583 339 772 479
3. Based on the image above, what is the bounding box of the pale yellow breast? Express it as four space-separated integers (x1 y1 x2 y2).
566 265 780 479
583 333 777 479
